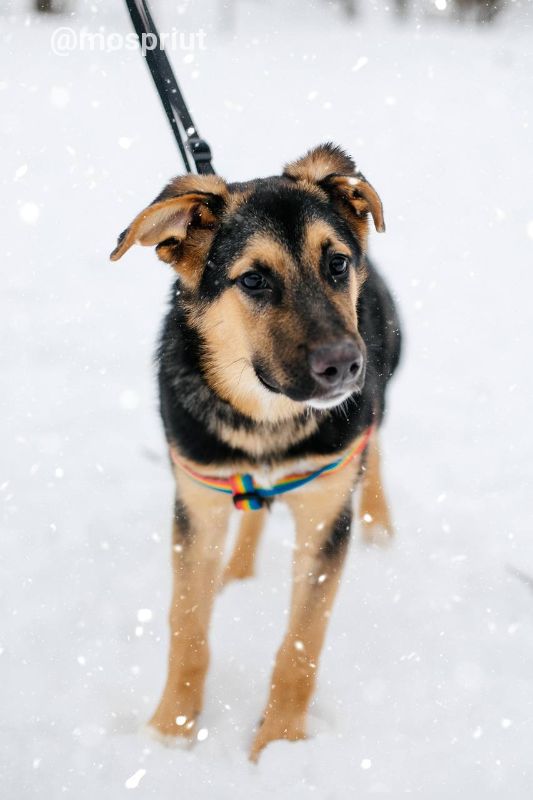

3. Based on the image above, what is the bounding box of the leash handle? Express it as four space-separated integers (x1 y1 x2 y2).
124 0 215 175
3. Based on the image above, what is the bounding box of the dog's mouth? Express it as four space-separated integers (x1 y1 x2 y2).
305 388 357 410
254 364 363 408
255 368 282 395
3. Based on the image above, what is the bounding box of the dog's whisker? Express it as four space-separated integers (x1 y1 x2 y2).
224 357 250 371
236 361 249 388
196 318 225 335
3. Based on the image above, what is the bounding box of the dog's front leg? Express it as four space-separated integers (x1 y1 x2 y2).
148 478 231 742
222 506 267 586
250 464 358 760
359 431 394 544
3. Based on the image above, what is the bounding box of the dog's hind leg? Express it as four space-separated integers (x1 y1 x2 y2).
148 477 231 743
222 507 267 587
359 432 394 545
250 463 357 761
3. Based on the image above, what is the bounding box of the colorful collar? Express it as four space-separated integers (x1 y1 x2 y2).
169 424 374 511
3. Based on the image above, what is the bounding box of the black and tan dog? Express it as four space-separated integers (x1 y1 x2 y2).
111 143 401 760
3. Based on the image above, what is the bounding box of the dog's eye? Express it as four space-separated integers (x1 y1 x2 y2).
238 272 269 292
329 254 350 277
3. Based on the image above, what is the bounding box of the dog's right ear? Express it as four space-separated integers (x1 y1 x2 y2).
110 174 228 282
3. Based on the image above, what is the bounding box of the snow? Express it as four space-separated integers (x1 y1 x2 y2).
2 0 533 797
124 768 146 789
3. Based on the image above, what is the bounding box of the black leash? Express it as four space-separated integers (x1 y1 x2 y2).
124 0 215 175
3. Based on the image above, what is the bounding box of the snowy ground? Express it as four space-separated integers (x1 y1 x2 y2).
2 0 533 796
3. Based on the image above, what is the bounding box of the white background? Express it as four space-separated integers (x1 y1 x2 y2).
2 0 533 796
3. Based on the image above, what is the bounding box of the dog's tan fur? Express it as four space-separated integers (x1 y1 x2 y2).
222 508 267 586
250 458 360 759
360 433 394 544
149 471 232 739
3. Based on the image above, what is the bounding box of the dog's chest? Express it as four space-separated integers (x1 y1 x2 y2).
213 415 320 463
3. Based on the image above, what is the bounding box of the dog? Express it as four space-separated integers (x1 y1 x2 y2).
111 143 401 760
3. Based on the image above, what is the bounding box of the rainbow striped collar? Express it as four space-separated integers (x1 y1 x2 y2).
169 425 374 511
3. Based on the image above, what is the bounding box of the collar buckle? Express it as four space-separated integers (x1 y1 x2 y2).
232 491 264 511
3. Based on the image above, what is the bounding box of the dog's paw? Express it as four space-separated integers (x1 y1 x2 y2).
220 563 255 589
360 514 394 547
145 722 194 750
147 709 198 745
249 713 306 762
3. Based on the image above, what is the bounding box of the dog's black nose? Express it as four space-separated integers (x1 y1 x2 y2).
309 339 363 390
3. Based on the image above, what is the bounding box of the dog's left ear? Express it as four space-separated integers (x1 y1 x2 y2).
283 143 385 243
110 174 228 279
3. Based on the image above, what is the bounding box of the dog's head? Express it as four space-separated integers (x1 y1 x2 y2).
111 144 385 421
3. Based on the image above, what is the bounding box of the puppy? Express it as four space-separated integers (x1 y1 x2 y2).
111 143 401 760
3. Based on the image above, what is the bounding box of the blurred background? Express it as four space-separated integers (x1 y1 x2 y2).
1 1 533 798
23 0 527 25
